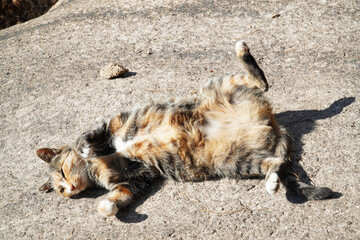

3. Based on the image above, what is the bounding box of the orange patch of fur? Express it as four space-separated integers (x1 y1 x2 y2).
127 139 165 166
109 115 122 134
108 186 133 204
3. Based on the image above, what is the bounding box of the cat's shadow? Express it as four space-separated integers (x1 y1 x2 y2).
72 179 165 223
115 178 165 223
275 97 354 203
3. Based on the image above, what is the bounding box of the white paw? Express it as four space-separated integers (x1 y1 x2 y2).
77 137 93 158
265 173 280 195
98 200 118 217
79 146 92 158
235 40 249 57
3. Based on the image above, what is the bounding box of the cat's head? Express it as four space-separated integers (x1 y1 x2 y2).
36 146 91 197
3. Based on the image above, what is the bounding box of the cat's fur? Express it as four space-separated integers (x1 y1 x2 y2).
37 41 334 217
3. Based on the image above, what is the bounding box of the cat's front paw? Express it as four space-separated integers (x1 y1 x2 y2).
76 135 93 158
265 172 280 195
98 200 118 217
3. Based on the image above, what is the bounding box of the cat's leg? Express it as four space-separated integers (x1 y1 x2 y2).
76 121 109 158
88 153 155 217
76 113 130 158
98 178 156 217
201 41 268 97
261 157 284 195
235 40 268 91
98 185 133 217
261 128 290 195
76 133 95 158
98 175 156 217
237 152 284 195
90 153 135 217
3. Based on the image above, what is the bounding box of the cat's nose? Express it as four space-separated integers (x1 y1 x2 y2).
70 184 75 191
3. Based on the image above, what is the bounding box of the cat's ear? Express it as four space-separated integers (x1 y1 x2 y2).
36 148 60 163
39 181 53 193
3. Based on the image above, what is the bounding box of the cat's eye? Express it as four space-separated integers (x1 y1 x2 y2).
60 168 66 178
59 188 64 193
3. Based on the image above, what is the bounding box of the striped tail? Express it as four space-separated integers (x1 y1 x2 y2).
280 165 334 200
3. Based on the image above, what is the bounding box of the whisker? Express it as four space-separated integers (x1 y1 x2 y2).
79 165 88 175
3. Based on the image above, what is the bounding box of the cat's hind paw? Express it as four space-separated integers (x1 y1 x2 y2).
98 200 118 217
265 172 280 195
235 40 249 58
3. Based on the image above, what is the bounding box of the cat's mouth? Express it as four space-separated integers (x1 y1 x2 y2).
63 189 80 197
62 184 85 197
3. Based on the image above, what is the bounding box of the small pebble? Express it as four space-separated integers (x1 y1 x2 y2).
100 63 129 79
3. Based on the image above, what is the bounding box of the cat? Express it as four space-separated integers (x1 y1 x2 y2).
36 41 334 217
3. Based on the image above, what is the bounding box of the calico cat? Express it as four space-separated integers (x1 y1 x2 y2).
36 41 334 217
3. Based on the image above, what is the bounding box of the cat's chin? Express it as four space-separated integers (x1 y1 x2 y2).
62 182 89 197
63 189 81 198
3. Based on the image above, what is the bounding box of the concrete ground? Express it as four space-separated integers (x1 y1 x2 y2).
0 0 359 239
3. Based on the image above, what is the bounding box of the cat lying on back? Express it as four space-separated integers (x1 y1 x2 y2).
37 41 334 217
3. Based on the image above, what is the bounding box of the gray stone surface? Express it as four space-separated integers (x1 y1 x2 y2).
0 0 359 239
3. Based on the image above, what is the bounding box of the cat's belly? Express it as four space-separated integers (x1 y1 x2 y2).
113 125 178 164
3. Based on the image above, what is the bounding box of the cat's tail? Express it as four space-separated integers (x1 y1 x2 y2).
274 128 335 200
235 40 269 91
280 166 335 200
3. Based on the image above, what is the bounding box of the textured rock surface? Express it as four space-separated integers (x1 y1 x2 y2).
100 63 129 79
0 0 359 239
